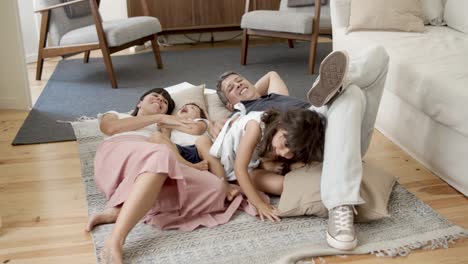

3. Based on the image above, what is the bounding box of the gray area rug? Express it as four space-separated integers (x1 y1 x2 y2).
13 42 330 145
72 119 467 264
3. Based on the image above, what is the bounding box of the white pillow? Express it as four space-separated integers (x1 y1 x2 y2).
421 0 445 26
168 84 208 117
444 0 468 34
347 0 425 33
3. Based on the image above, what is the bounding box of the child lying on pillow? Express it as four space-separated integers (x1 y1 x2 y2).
149 102 240 200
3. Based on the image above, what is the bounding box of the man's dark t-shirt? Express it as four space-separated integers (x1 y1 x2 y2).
240 93 311 113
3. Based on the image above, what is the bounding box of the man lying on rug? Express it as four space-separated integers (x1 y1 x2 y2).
85 88 251 264
212 46 390 251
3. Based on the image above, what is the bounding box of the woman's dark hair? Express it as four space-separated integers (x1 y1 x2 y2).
130 88 175 116
257 108 326 164
184 102 207 119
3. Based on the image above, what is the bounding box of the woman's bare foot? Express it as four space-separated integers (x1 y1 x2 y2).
191 160 209 171
85 207 121 232
225 183 241 201
100 236 124 264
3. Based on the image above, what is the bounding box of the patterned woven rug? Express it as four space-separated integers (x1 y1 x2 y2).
72 120 467 264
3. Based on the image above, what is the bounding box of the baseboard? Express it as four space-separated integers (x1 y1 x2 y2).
25 53 38 64
0 97 30 110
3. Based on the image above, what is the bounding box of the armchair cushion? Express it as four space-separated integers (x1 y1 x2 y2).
60 16 162 47
241 11 314 34
60 0 93 19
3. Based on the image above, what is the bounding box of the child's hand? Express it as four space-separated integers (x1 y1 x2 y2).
255 202 281 222
290 162 306 170
260 160 285 174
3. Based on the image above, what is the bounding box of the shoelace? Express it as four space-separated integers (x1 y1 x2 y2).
333 206 354 233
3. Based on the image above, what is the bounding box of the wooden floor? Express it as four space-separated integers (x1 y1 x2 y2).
0 37 467 264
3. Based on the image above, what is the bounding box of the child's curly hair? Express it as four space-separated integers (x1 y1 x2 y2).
257 108 326 164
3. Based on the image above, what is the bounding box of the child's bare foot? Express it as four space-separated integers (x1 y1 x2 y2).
85 207 120 232
100 237 123 264
225 183 241 201
192 160 209 171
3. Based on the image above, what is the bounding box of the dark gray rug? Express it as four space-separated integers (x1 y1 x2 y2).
13 42 332 145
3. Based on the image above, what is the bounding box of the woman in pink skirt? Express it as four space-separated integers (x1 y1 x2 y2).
85 88 243 264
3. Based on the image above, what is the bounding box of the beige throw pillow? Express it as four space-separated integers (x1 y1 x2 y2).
168 84 208 117
347 0 425 33
278 162 396 222
204 93 232 122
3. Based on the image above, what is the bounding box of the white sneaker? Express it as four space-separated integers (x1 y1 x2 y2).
326 205 357 251
307 50 349 107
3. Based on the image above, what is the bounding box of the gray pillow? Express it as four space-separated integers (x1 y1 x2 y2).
60 0 99 19
287 0 327 8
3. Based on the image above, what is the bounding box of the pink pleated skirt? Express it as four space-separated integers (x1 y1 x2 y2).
94 135 244 231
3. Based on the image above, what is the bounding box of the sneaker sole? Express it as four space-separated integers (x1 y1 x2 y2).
326 232 357 251
307 50 349 107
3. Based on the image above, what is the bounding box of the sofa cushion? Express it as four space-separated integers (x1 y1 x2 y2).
333 26 468 137
347 0 425 33
444 0 468 34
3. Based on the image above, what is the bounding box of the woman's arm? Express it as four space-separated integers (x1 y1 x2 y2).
160 127 172 138
100 113 171 136
235 121 280 222
159 119 207 136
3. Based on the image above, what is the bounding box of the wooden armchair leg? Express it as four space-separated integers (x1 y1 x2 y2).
241 29 249 65
151 35 163 69
36 55 45 80
83 51 90 63
100 47 118 88
308 39 318 75
288 39 295 48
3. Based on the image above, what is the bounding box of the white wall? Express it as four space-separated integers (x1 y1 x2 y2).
18 0 40 64
100 0 128 21
0 0 32 110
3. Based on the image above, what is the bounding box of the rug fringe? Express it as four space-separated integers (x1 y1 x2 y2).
297 256 327 264
76 115 97 122
56 115 97 124
371 231 468 257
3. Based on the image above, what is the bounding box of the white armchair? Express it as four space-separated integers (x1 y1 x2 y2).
34 0 163 88
240 0 325 74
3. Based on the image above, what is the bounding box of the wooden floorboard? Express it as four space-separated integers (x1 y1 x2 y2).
0 37 467 263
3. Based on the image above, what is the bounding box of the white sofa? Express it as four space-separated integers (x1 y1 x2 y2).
330 0 468 196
